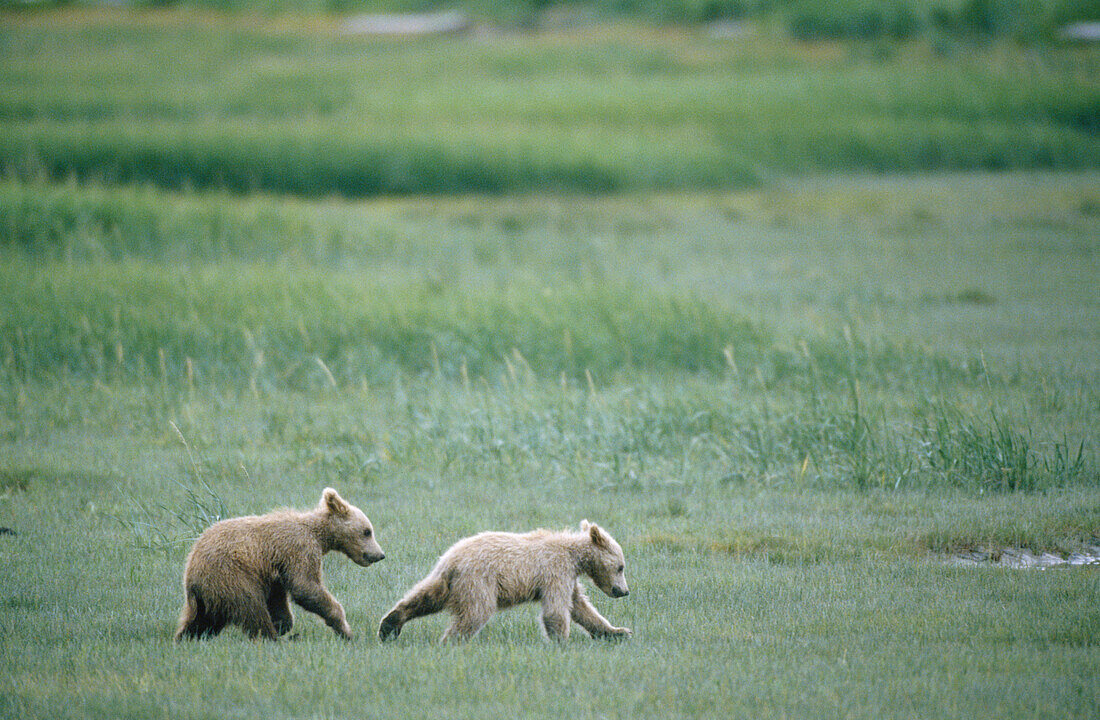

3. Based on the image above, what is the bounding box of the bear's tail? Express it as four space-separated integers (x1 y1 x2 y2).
174 590 202 642
174 586 222 641
379 571 450 641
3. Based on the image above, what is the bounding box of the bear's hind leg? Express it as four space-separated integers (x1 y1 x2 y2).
175 593 201 641
175 590 226 641
379 574 448 641
440 606 492 646
440 600 494 643
189 614 227 639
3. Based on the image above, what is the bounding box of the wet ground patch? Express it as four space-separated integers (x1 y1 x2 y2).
950 544 1100 568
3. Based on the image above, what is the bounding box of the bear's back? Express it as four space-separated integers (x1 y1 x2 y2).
446 530 563 563
186 511 316 581
439 530 576 604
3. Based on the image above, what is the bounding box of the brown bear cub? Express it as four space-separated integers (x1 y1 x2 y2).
175 488 384 641
378 520 631 643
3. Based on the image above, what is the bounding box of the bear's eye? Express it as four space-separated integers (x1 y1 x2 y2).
364 529 372 538
617 564 624 573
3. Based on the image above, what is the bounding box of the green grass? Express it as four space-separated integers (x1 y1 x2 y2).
2 10 1100 719
0 261 767 381
2 553 1099 720
2 472 1099 719
2 169 1099 718
1 12 1098 197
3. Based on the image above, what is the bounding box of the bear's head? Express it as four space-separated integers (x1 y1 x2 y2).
319 487 385 567
580 519 629 598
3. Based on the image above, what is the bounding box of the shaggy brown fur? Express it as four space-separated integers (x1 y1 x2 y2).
175 488 384 641
378 520 630 643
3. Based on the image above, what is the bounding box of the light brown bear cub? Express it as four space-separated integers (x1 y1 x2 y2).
175 488 384 641
378 520 630 643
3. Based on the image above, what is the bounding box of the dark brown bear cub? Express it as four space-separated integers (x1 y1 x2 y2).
175 488 384 641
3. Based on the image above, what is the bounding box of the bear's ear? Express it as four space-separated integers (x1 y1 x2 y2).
587 522 610 550
321 487 350 517
580 519 592 532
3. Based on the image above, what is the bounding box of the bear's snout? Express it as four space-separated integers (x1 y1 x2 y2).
362 551 385 565
612 586 629 598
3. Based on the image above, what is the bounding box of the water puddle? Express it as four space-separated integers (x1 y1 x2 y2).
339 12 471 36
950 546 1100 568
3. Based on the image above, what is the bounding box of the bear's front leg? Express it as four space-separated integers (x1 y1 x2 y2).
540 582 576 642
540 608 571 641
571 583 631 640
286 570 354 640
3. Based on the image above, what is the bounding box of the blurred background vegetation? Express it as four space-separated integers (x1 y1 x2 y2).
2 0 1097 39
2 2 1098 199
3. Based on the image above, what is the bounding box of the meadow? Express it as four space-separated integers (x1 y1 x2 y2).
3 11 1099 197
1 7 1099 720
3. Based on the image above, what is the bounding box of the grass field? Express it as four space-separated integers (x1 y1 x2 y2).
3 11 1099 196
1 8 1099 720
